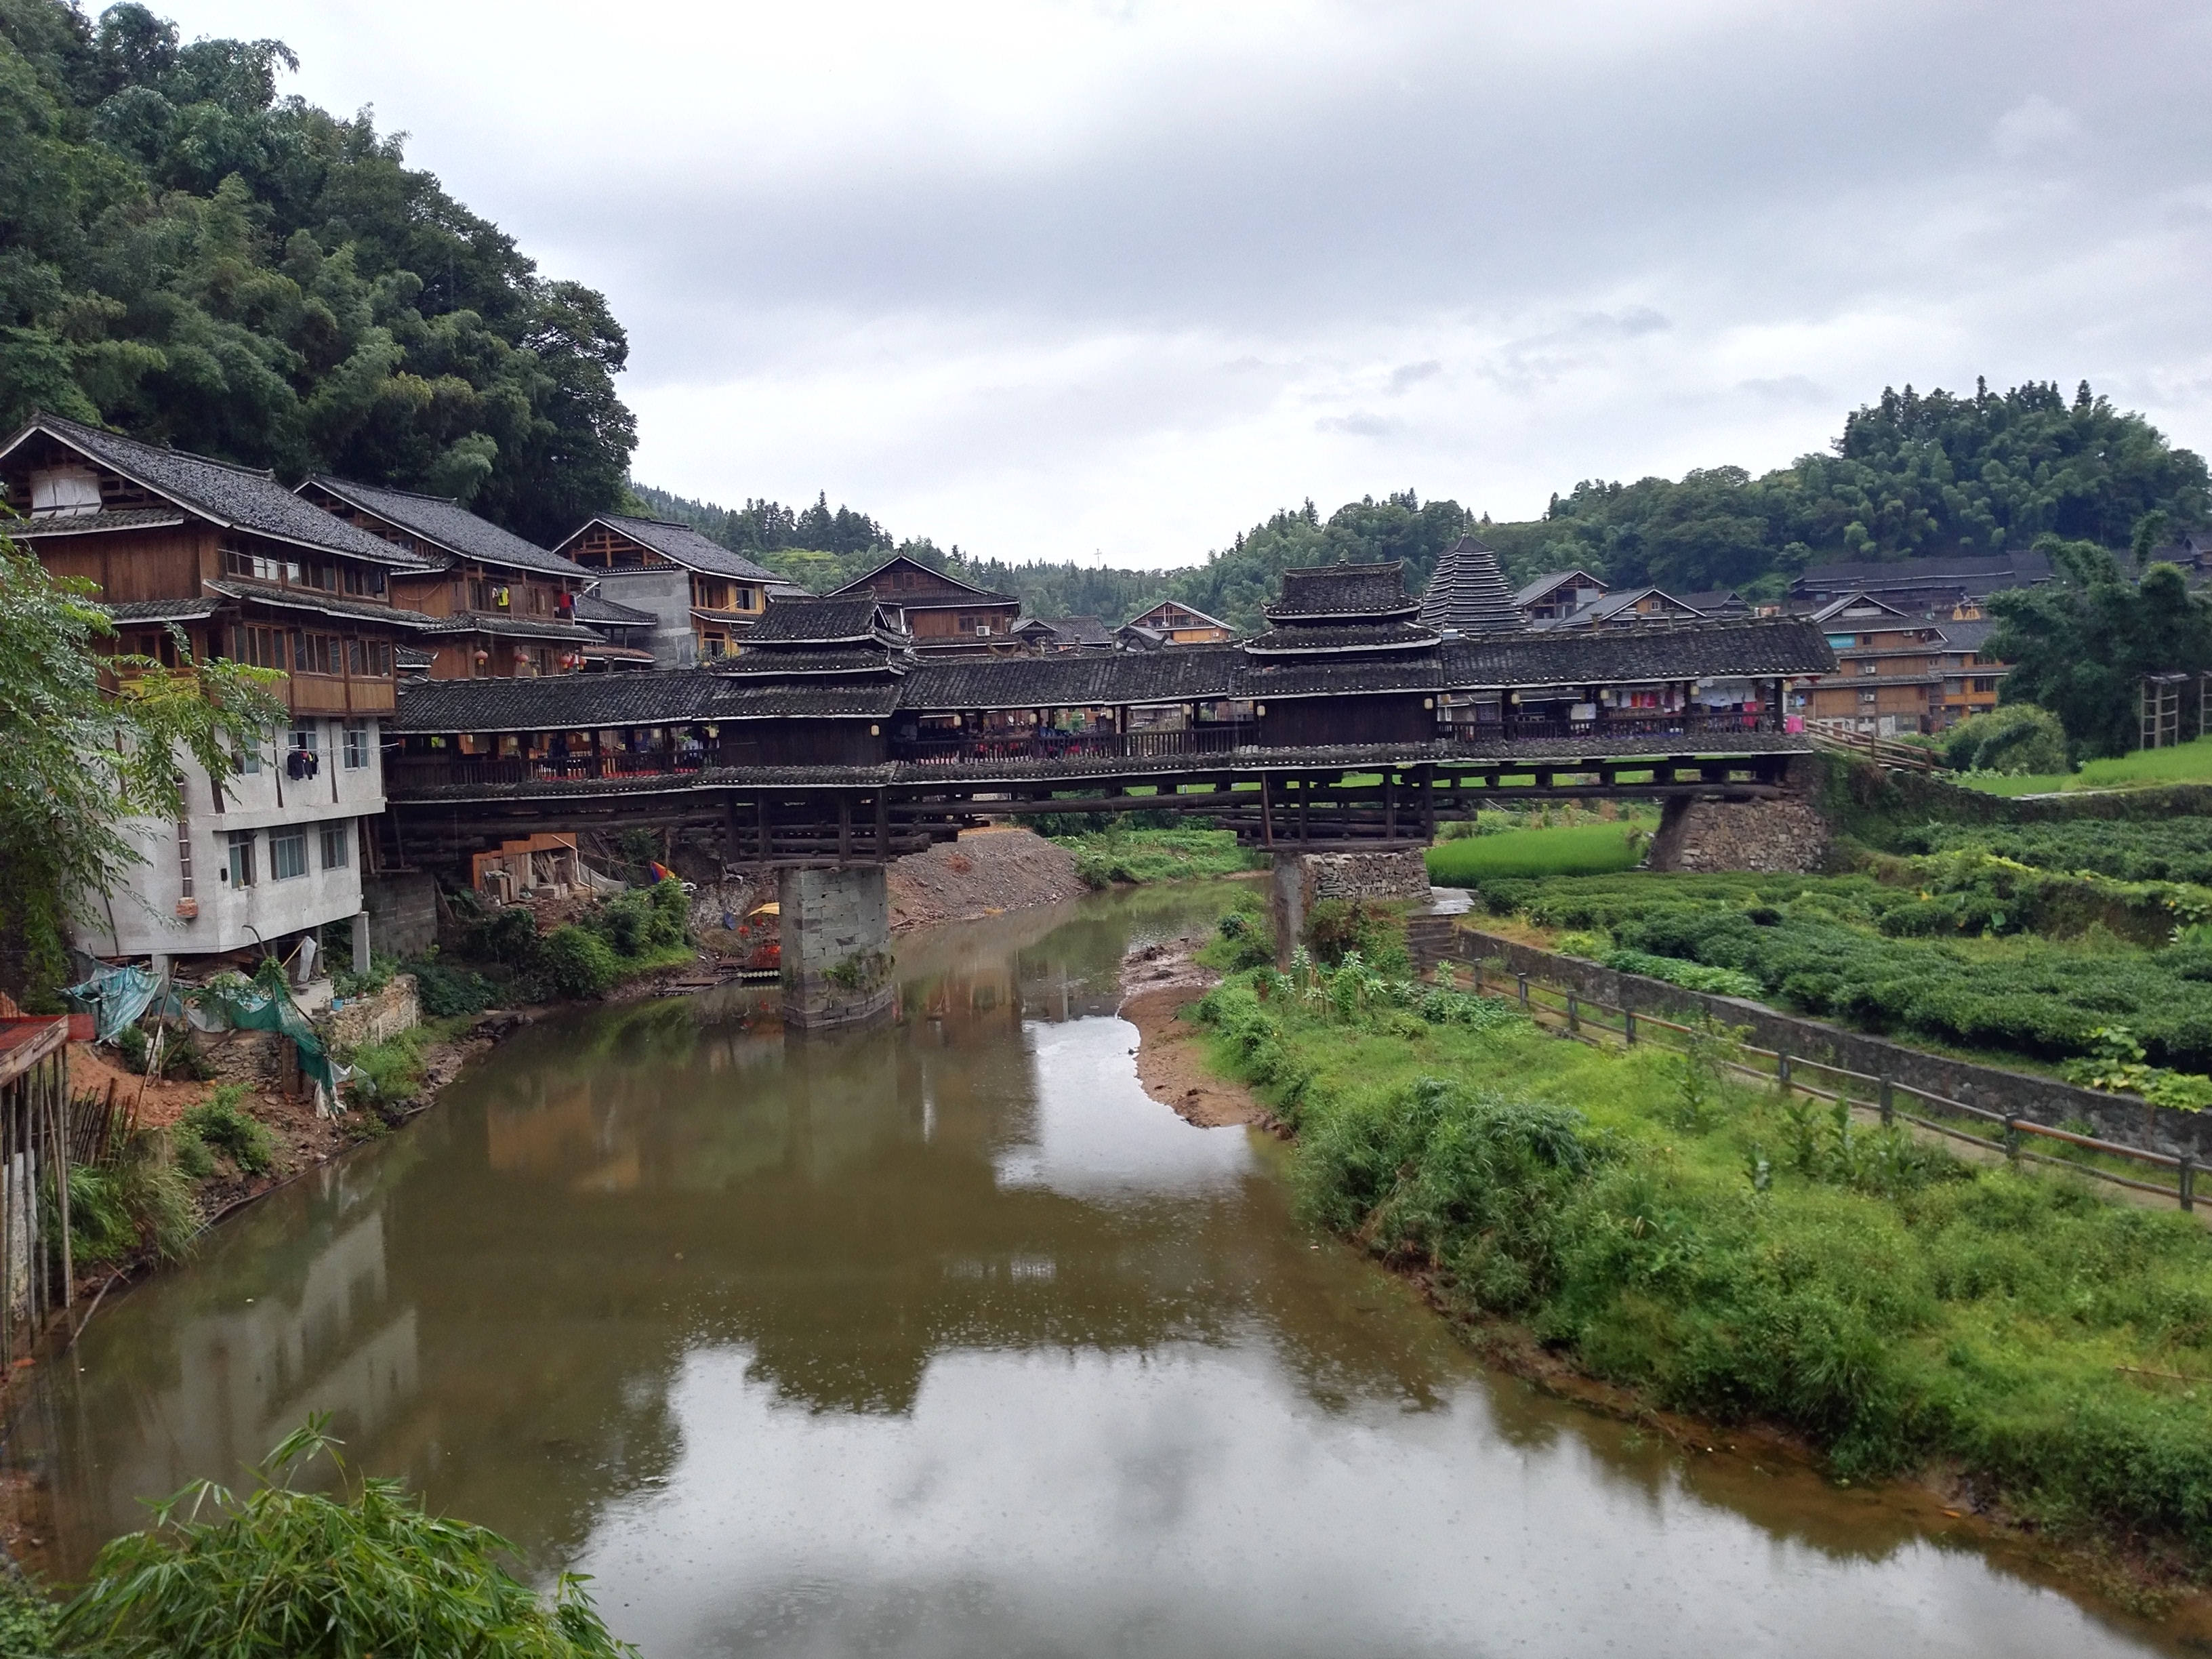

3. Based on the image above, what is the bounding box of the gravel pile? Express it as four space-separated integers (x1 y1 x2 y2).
887 827 1087 930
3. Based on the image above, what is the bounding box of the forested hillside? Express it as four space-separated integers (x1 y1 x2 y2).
0 0 634 544
639 381 2210 634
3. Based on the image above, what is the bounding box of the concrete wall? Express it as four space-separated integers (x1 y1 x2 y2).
779 866 893 1027
1429 926 2212 1163
81 716 386 962
593 569 697 668
361 872 437 958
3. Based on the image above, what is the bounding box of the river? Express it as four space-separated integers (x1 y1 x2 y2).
5 886 2190 1656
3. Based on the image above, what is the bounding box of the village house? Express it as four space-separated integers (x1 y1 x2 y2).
554 514 804 664
1794 592 1951 735
1122 599 1234 647
0 413 430 975
827 554 1023 652
1512 568 1608 624
1790 550 2054 615
300 476 615 679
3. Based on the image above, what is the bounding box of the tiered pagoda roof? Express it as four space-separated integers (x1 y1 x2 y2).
1246 562 1439 657
1419 534 1524 634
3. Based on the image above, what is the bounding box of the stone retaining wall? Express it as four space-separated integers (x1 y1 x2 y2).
1303 848 1432 903
329 973 419 1051
1647 796 1830 874
1427 926 2212 1163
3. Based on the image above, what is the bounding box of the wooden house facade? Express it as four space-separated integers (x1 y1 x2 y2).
554 515 802 661
302 476 607 679
1123 600 1233 646
829 555 1022 651
0 413 433 969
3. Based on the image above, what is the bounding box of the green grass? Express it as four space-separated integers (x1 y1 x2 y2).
1426 822 1648 884
1056 826 1269 887
1195 967 2212 1562
1960 737 2212 796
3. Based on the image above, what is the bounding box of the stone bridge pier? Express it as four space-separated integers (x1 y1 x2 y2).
1269 845 1435 968
779 867 895 1029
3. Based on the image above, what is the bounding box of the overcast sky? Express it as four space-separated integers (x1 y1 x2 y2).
163 0 2212 567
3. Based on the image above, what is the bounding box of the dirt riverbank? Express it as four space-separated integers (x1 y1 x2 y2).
1119 933 1271 1129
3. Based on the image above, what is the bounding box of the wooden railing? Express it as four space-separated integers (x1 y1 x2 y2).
893 724 1255 765
1803 718 1940 772
1439 957 2203 1214
386 752 705 790
1443 710 1777 745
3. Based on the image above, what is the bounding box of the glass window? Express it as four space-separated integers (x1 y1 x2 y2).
344 720 370 769
270 829 308 881
289 723 319 755
226 830 255 886
320 821 350 869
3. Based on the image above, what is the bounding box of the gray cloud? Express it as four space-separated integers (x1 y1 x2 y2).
165 0 2212 562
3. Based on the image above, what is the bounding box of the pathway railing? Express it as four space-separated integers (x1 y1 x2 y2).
1439 958 2201 1213
893 724 1255 765
386 752 707 790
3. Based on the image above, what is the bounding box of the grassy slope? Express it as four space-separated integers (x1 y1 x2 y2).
1195 972 2212 1564
1057 827 1267 886
1965 737 2212 797
1427 822 1649 884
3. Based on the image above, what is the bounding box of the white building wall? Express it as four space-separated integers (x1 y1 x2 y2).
79 716 386 963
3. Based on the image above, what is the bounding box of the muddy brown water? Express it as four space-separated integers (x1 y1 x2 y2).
6 886 2196 1656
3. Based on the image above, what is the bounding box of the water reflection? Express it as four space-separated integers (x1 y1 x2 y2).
7 884 2188 1656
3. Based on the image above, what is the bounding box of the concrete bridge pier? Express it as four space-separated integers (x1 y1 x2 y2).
1271 851 1307 970
779 866 895 1029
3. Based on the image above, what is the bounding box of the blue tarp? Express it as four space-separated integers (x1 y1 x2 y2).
66 966 337 1095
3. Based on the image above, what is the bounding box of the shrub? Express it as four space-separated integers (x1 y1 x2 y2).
539 926 621 998
1305 898 1408 972
57 1420 635 1658
406 954 494 1018
69 1130 199 1263
178 1084 274 1176
465 904 539 965
1940 703 2070 776
345 1029 429 1109
1602 948 1765 1000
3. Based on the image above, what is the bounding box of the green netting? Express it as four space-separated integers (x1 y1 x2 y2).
191 978 337 1094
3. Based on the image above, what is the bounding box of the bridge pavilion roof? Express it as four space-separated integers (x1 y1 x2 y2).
390 614 1835 732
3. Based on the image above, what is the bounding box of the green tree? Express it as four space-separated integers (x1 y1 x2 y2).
1985 540 2212 757
0 537 285 1005
0 0 636 545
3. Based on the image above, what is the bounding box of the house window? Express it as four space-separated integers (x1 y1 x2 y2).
28 465 101 517
222 546 301 584
226 830 255 886
365 640 391 677
341 565 386 598
231 624 292 669
269 828 308 881
290 722 320 757
703 634 728 657
320 821 350 870
343 720 369 769
233 737 262 776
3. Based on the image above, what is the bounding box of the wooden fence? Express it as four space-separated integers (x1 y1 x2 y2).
1443 958 2204 1213
0 1015 75 1363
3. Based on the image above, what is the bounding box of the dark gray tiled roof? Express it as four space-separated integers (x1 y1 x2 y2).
387 616 1833 731
831 554 1016 607
392 670 896 732
421 613 607 643
1267 562 1418 619
306 475 590 579
718 649 903 678
1545 586 1701 628
1675 589 1748 616
1244 623 1441 655
101 598 218 623
11 414 438 567
572 592 657 626
1420 535 1525 634
575 516 786 583
1794 552 2054 594
745 596 903 644
1933 617 2001 654
1019 615 1116 648
900 648 1240 710
208 579 435 630
1439 617 1835 685
8 507 188 538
